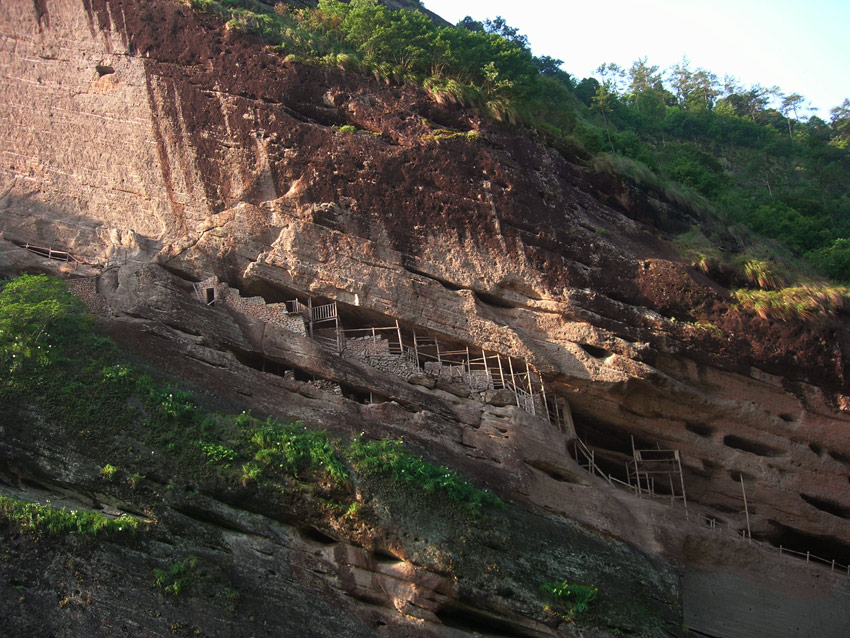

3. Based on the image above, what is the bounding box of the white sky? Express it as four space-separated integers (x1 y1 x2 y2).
422 0 850 119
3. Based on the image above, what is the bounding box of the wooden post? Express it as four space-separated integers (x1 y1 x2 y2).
395 319 403 356
507 357 519 405
481 348 490 389
307 297 313 338
413 329 420 367
668 472 676 506
335 313 342 355
539 370 550 425
525 360 535 416
435 337 442 365
740 475 751 541
496 354 506 390
631 435 641 497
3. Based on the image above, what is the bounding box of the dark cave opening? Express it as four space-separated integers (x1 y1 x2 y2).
473 290 517 309
760 520 850 566
800 494 850 520
578 343 612 359
685 422 715 438
436 604 536 638
722 435 783 458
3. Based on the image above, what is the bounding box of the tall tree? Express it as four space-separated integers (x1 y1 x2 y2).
667 57 693 107
779 93 807 140
829 98 850 149
628 56 662 94
483 16 530 52
591 82 616 152
687 69 720 110
595 62 626 95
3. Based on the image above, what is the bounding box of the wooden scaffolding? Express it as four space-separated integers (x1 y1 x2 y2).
192 281 573 432
290 298 341 354
628 436 687 510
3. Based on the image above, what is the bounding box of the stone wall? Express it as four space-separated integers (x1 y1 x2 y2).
197 276 306 335
344 337 420 379
423 361 493 391
344 336 391 358
67 276 110 317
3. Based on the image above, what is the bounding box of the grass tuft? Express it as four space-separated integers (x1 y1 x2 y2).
347 437 504 516
250 421 349 484
541 580 598 623
0 495 141 537
734 285 849 321
153 555 198 596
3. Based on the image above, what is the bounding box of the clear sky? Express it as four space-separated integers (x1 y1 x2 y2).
422 0 849 119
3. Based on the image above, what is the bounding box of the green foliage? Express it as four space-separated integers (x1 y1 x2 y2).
728 201 832 253
657 142 728 198
734 285 849 321
347 437 504 515
153 556 198 596
741 259 784 290
420 128 480 143
0 274 85 385
136 377 198 424
541 580 598 622
240 462 262 486
234 410 254 427
187 0 576 130
808 238 850 282
99 464 119 480
0 275 134 428
199 442 237 465
0 495 140 537
251 421 349 483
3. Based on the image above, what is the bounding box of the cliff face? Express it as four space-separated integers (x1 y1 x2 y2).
2 1 850 636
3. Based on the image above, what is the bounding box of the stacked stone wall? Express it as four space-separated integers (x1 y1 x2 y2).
67 277 110 317
345 337 419 378
423 361 492 390
344 336 391 357
197 276 306 335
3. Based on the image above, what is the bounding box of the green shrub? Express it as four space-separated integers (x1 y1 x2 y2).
0 274 87 387
199 442 237 465
741 259 784 290
541 580 598 622
808 238 850 282
153 556 198 596
347 437 504 515
0 495 140 537
251 421 348 483
734 285 849 321
240 462 263 486
234 410 254 427
99 464 119 480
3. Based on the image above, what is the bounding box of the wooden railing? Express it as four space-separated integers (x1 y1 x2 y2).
311 302 337 322
14 241 83 268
